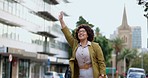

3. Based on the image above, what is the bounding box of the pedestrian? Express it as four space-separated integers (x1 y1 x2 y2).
59 11 106 78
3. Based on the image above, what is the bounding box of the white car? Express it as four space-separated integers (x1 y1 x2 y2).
44 71 60 78
127 72 146 78
127 68 145 75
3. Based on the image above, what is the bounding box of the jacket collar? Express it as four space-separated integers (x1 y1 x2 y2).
79 41 91 46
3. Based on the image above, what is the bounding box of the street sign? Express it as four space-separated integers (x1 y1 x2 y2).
9 54 12 62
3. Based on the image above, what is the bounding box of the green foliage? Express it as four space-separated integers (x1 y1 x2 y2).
94 35 113 67
118 48 138 71
95 27 100 36
110 37 125 70
118 48 138 61
76 16 94 28
72 16 95 38
131 53 148 73
111 37 125 53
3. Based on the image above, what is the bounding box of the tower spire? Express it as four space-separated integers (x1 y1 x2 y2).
121 6 129 28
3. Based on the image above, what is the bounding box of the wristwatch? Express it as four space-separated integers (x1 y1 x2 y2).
100 74 105 77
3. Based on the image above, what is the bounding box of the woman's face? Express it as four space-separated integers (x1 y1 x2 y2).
78 28 88 41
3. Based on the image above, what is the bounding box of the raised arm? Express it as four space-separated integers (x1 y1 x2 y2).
59 11 66 29
59 11 77 48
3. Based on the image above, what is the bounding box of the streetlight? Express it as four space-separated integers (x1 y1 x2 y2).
144 13 148 48
141 51 144 68
137 0 148 48
124 53 133 77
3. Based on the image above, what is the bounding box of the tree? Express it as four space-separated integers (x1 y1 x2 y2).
111 37 125 71
94 35 113 66
138 0 148 12
76 16 94 27
131 52 148 73
94 27 113 66
95 27 100 36
118 48 138 71
72 16 94 37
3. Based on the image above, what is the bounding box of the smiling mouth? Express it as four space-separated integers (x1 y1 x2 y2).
79 34 84 37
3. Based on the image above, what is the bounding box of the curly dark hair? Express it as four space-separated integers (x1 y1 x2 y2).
75 24 94 42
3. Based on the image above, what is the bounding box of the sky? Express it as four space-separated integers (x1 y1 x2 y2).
56 0 147 48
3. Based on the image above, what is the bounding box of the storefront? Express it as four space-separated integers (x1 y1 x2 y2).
0 47 46 78
31 63 40 78
0 46 69 78
2 56 12 78
0 55 30 78
18 59 30 78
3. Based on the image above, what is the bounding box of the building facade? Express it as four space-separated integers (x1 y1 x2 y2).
118 7 132 49
0 0 69 78
132 26 142 49
116 7 142 76
117 7 133 75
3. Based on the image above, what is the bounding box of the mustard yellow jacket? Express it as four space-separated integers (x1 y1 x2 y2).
61 26 106 78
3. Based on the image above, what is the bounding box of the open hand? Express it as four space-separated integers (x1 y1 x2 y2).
59 11 64 21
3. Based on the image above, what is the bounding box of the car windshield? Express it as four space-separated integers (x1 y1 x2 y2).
130 70 144 73
129 74 145 78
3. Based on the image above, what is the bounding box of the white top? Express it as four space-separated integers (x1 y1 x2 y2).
76 41 92 67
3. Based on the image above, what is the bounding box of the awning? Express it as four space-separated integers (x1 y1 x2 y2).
43 0 59 5
37 51 57 56
63 0 70 3
0 47 47 62
36 11 58 21
57 58 69 64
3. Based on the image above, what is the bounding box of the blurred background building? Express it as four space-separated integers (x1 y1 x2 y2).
110 7 142 76
0 0 70 78
132 26 142 49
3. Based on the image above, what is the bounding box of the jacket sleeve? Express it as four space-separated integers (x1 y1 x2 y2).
94 43 106 75
61 26 75 47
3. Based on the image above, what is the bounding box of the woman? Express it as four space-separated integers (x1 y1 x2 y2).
59 11 106 78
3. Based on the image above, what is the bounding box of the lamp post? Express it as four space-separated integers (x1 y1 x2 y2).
124 53 133 77
137 0 148 48
142 51 144 68
144 13 148 48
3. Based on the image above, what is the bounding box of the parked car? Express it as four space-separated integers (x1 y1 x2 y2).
127 72 146 78
58 73 65 78
44 71 60 78
127 68 145 75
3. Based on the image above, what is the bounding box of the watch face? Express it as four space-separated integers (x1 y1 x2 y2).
101 74 104 76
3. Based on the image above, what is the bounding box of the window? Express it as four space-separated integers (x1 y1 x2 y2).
31 63 40 78
2 57 12 78
19 59 30 78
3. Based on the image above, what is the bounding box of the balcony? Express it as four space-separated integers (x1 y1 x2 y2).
0 18 20 27
36 31 57 38
36 11 58 21
43 0 59 5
